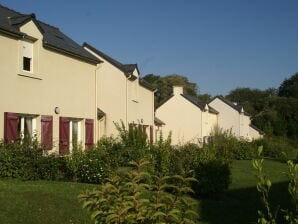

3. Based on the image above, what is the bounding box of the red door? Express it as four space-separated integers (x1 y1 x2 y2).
59 117 70 154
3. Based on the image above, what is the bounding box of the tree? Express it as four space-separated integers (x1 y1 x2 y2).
143 74 199 106
278 73 298 98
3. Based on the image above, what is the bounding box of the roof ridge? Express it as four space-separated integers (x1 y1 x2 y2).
37 20 59 30
0 4 23 16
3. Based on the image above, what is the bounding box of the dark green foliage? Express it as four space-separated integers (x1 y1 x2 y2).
254 136 297 162
150 132 172 176
278 73 298 99
193 159 231 198
75 148 105 184
226 74 298 140
0 139 68 181
169 143 200 176
143 74 199 106
206 126 256 161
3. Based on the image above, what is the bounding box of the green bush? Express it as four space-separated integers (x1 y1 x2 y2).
78 159 199 224
150 132 172 176
169 143 200 177
0 138 69 181
254 136 297 162
76 148 105 184
207 125 256 161
193 147 231 198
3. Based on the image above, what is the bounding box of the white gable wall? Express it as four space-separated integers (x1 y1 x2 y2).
156 94 203 145
209 98 240 136
84 47 127 138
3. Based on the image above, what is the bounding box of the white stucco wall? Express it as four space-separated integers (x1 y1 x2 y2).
0 21 97 152
209 97 262 140
156 95 201 145
84 47 155 141
209 98 240 137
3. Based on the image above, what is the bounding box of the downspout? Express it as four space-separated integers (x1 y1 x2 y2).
126 74 132 128
95 63 101 143
152 89 157 143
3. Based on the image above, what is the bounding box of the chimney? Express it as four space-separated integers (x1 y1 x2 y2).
173 86 183 95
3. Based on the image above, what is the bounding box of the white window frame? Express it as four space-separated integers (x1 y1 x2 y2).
19 115 37 140
69 120 82 153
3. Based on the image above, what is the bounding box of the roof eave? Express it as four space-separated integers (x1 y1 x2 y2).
44 42 101 65
0 26 23 38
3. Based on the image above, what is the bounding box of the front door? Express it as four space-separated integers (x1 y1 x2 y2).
59 117 70 154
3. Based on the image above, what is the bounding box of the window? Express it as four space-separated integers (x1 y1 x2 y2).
4 112 37 143
59 117 86 154
23 57 31 71
17 116 36 139
70 120 81 151
22 40 33 73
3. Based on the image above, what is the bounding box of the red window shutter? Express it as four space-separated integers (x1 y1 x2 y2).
59 117 70 155
85 119 94 149
4 112 19 143
41 115 53 150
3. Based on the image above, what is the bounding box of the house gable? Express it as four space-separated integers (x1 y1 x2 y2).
0 4 100 65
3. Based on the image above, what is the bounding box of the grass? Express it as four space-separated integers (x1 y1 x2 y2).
0 179 95 224
0 159 291 224
199 159 290 224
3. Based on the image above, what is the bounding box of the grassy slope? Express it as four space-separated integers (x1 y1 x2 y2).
0 160 291 224
199 160 290 224
0 180 95 224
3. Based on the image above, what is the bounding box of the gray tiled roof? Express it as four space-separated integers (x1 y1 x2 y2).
0 4 100 64
213 95 250 116
139 79 156 91
83 42 139 76
182 94 219 114
83 42 155 91
250 124 264 134
154 117 165 125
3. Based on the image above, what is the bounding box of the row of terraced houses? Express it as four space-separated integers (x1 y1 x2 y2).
0 5 263 154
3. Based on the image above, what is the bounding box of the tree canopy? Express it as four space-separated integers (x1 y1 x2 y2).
226 73 298 139
278 73 298 98
143 74 199 106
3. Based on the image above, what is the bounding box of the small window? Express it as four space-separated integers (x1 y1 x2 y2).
23 57 31 71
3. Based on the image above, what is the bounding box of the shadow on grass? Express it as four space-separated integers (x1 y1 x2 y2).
199 181 291 224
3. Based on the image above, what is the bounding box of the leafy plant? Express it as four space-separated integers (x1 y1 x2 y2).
78 159 199 224
253 146 298 224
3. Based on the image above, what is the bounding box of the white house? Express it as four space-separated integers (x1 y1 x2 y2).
83 43 156 143
209 96 263 140
155 86 218 145
0 5 101 154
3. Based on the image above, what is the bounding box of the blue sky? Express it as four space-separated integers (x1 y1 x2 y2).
2 0 298 96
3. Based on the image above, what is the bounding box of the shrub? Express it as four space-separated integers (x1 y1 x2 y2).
254 136 297 162
150 132 172 176
76 148 105 184
169 143 200 177
78 159 199 224
0 138 70 181
193 157 231 198
207 125 256 161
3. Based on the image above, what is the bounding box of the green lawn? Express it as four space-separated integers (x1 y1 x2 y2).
0 160 291 224
0 180 95 224
199 159 290 224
